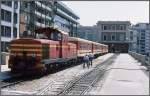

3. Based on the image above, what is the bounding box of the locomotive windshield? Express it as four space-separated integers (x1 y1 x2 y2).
35 27 65 41
50 32 62 41
35 30 62 41
36 32 48 39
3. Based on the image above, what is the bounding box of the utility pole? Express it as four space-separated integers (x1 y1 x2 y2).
149 26 150 66
0 1 1 66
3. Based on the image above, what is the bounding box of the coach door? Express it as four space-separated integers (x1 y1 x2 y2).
42 44 49 59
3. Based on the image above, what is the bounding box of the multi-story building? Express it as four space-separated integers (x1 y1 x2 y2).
19 1 53 37
131 23 149 55
19 1 79 37
1 1 20 52
96 21 131 53
77 25 98 42
54 2 79 37
1 1 79 52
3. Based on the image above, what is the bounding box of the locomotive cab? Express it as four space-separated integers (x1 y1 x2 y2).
35 27 68 42
35 27 70 59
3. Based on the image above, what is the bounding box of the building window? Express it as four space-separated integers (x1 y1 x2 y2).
14 13 18 24
13 27 17 38
116 25 120 30
1 25 11 37
130 31 133 35
140 37 145 39
130 36 133 41
103 35 107 41
141 33 145 36
111 35 115 41
1 9 11 22
45 20 49 25
103 25 111 30
14 1 18 9
103 25 107 30
1 42 10 52
119 34 125 41
120 25 124 30
1 9 5 20
112 25 115 30
141 30 145 33
37 17 44 24
2 1 12 7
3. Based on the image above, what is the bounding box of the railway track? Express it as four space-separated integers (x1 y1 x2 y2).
37 54 118 95
1 75 24 88
1 80 23 88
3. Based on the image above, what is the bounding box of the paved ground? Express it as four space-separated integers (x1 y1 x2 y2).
1 53 149 95
1 53 114 95
86 54 149 95
0 64 11 80
1 65 10 72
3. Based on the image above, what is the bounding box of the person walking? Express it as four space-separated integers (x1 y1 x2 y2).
89 53 94 67
83 54 90 68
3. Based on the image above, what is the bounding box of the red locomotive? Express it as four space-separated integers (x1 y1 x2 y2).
8 27 108 75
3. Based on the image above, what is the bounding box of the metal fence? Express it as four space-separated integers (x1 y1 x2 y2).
129 51 149 66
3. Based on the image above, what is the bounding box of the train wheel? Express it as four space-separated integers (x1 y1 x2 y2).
74 59 77 65
50 64 53 68
54 63 58 70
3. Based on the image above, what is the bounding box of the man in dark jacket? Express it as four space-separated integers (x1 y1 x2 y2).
89 54 94 67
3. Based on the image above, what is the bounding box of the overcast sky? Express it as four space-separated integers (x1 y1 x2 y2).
62 1 149 26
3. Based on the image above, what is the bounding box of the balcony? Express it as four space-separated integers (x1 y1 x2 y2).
35 10 52 20
35 1 52 12
36 22 46 27
56 8 79 24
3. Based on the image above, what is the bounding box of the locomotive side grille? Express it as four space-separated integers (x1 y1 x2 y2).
10 44 42 57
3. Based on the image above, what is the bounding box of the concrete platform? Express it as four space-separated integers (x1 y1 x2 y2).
98 54 149 95
1 65 10 72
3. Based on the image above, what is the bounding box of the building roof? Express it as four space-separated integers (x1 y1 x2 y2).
69 37 108 47
97 21 131 25
69 37 93 43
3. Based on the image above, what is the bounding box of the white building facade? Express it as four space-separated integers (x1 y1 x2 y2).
1 1 20 52
96 21 131 53
131 23 149 55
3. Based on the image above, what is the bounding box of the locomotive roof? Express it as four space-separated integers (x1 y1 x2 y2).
35 27 68 35
69 37 107 47
69 37 93 43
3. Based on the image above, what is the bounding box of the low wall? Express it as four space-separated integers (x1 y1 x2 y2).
1 52 10 65
129 51 148 66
